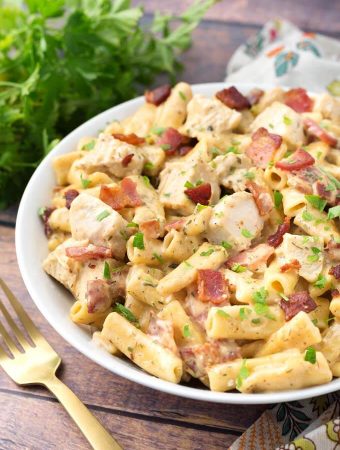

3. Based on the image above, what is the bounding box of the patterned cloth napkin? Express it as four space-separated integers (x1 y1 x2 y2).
225 19 340 450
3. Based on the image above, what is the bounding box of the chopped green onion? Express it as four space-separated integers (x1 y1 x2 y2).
144 162 154 171
273 191 283 209
217 309 230 318
103 261 111 280
200 248 214 257
183 324 191 338
283 115 292 125
178 91 187 101
80 174 91 189
241 229 253 238
127 222 139 228
133 232 145 250
96 210 110 221
314 274 326 289
304 346 316 364
221 241 233 250
236 359 249 389
231 263 247 273
302 209 314 221
328 205 340 220
152 252 164 264
82 140 95 151
150 126 165 136
114 303 139 327
142 175 151 187
305 194 327 211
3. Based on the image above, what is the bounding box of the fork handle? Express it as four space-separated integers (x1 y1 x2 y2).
44 375 122 450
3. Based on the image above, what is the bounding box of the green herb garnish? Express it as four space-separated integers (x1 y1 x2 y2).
103 261 111 280
241 229 253 238
304 346 316 364
114 303 139 327
221 241 233 250
200 248 214 257
314 274 326 289
179 91 187 101
217 309 230 318
305 194 327 211
283 115 292 125
328 205 340 220
133 232 145 250
127 222 139 228
183 324 191 338
236 359 249 389
80 174 91 189
96 210 110 221
231 263 247 273
82 140 95 151
152 252 164 264
274 191 283 209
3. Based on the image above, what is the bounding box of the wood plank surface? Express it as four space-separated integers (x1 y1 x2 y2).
0 224 267 449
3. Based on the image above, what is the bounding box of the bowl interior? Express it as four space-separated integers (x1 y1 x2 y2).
15 82 338 404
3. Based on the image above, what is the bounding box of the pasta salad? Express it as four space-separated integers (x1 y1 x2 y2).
41 83 340 393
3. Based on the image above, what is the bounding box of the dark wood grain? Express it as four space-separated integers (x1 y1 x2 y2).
0 225 267 448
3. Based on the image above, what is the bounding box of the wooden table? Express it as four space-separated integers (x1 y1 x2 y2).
1 1 338 448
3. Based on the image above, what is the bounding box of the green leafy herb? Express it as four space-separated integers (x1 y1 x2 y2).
142 175 151 187
244 171 255 180
96 210 110 221
183 324 191 338
241 229 253 239
200 248 214 256
314 274 326 289
82 140 95 151
236 359 249 389
302 209 314 222
114 303 139 327
328 205 340 220
150 126 165 136
221 240 232 250
133 232 144 250
178 91 187 101
144 162 154 171
184 180 194 189
239 307 251 321
80 174 91 189
251 318 261 325
273 191 283 209
307 246 321 263
231 263 247 273
103 261 111 280
120 229 129 241
225 146 240 154
217 309 230 318
305 194 327 211
283 115 292 125
304 346 316 364
196 203 208 212
38 206 46 217
152 252 164 264
127 222 139 228
252 287 271 316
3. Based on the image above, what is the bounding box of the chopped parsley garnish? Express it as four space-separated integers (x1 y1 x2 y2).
302 209 314 221
96 210 110 221
80 174 91 189
184 180 194 189
325 183 335 192
221 241 233 250
142 175 151 187
127 222 139 228
241 228 253 239
236 359 249 389
183 324 191 338
217 309 231 318
328 205 340 220
231 263 247 273
144 162 154 171
283 115 292 125
178 91 187 101
38 206 46 217
196 203 208 212
252 287 273 318
273 191 283 209
226 146 240 154
82 140 95 151
150 126 165 136
307 247 321 263
200 248 214 257
251 318 261 325
152 252 164 264
161 143 171 150
304 346 316 364
314 274 326 289
114 303 139 327
133 232 145 250
239 307 251 320
305 194 327 211
103 261 111 280
244 171 255 180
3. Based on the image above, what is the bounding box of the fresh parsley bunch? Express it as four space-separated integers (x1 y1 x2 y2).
0 0 216 208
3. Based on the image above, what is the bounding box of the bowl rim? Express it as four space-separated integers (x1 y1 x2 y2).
15 81 339 404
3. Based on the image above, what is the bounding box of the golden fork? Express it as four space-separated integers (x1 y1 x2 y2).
0 278 122 450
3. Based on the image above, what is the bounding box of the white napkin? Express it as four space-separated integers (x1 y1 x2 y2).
225 19 340 94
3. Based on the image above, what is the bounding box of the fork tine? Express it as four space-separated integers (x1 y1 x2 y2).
0 318 20 356
0 279 41 343
0 296 32 350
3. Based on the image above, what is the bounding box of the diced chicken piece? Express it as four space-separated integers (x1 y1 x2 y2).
212 153 252 190
48 207 71 233
154 82 193 129
158 160 220 215
255 87 285 113
250 102 305 148
180 94 241 139
69 193 131 260
205 192 264 252
73 134 145 178
276 233 324 283
313 93 340 124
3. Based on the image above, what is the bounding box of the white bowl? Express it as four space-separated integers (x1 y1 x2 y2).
16 82 338 404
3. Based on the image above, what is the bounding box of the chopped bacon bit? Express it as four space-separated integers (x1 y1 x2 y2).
275 148 315 171
100 178 143 210
178 145 193 156
331 289 340 299
112 133 145 146
66 245 112 261
284 88 313 113
267 217 290 248
280 259 301 273
280 291 317 321
185 183 211 205
157 127 184 155
87 280 112 313
139 219 161 239
197 269 229 305
88 263 96 269
216 86 250 110
326 240 340 261
303 118 337 147
226 244 274 271
145 84 171 106
180 341 240 378
246 180 274 216
64 189 79 209
247 88 264 106
121 153 134 167
165 218 186 232
330 265 340 280
246 127 282 169
40 207 55 238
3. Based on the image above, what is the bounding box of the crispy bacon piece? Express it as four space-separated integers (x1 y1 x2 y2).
326 240 340 261
246 127 282 169
330 265 340 280
267 217 290 248
66 245 112 261
64 189 79 209
275 148 315 171
284 88 313 113
87 280 112 313
180 341 240 378
226 244 274 271
139 219 161 239
216 86 250 110
246 180 274 216
112 133 145 146
178 145 193 156
197 269 229 305
303 118 337 147
184 183 211 205
280 259 301 273
164 218 186 232
145 84 171 106
280 291 317 321
121 153 134 167
157 127 184 155
247 88 264 106
40 207 55 238
100 178 143 210
331 289 340 299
